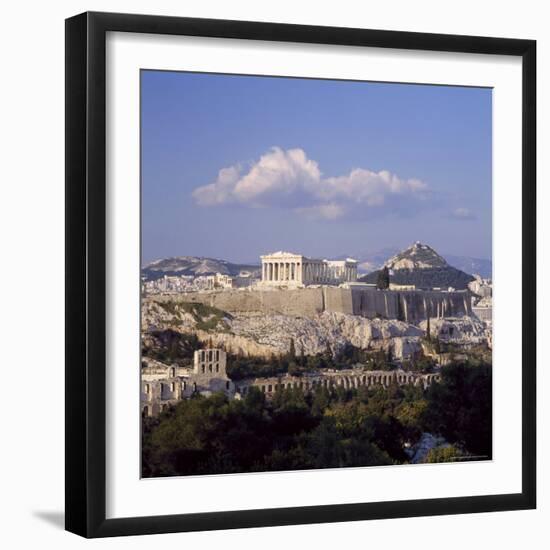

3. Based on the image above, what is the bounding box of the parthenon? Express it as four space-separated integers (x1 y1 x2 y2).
260 251 357 287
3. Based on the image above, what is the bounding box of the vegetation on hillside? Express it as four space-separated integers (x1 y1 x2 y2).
225 341 429 381
376 266 390 290
157 300 232 332
142 362 492 477
142 329 202 366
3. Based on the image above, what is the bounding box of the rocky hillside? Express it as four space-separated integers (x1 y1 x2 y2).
350 246 491 278
384 242 448 270
142 256 260 281
142 297 490 367
142 297 425 359
360 242 474 290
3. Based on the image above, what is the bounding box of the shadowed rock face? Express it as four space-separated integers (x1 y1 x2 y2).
349 289 472 323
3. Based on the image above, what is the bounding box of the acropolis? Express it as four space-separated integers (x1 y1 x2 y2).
260 251 358 287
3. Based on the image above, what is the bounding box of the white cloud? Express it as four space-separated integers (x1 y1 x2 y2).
450 207 476 220
295 203 346 220
192 147 430 219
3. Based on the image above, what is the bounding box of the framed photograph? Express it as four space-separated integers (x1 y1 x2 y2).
65 11 536 538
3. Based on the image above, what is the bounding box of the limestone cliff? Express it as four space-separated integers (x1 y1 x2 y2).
142 298 424 359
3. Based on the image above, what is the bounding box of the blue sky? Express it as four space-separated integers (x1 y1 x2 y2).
141 70 492 265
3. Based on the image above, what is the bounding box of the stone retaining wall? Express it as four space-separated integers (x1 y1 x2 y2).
152 287 471 322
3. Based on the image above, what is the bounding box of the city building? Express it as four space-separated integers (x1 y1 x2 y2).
389 283 416 291
472 296 492 322
468 274 493 298
206 273 235 290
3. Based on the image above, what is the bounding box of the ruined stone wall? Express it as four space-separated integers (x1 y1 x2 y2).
141 374 235 416
155 287 325 317
237 369 441 396
154 287 471 322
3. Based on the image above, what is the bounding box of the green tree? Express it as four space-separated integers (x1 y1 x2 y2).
324 341 333 361
422 362 492 457
376 266 390 290
288 338 296 361
425 445 465 463
288 361 300 376
426 314 431 341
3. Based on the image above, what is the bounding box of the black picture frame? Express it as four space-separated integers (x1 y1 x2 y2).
65 11 536 538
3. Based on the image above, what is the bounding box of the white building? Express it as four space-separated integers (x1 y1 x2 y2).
260 251 357 287
472 296 492 322
206 272 235 290
468 274 492 298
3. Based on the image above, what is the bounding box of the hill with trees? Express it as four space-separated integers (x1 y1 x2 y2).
360 242 474 290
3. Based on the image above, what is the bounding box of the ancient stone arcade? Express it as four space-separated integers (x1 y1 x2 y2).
236 369 441 398
141 348 235 417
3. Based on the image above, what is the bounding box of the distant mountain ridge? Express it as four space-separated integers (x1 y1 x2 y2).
143 246 491 284
445 255 492 279
142 256 260 281
359 242 475 290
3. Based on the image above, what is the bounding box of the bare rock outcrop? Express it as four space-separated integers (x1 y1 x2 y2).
419 316 489 346
142 297 425 359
